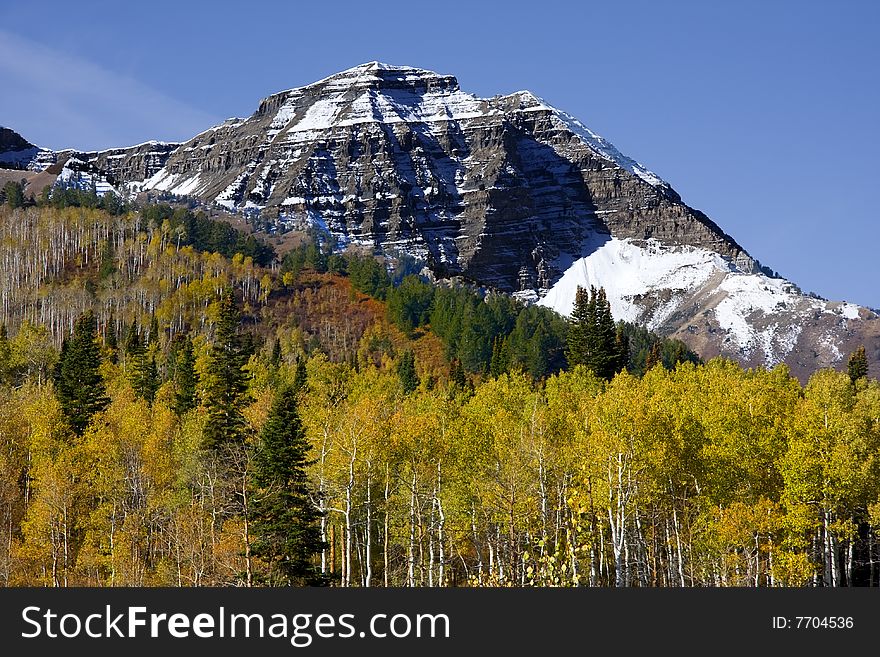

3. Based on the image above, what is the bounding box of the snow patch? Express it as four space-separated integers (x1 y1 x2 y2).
169 173 203 196
838 302 861 320
538 237 729 328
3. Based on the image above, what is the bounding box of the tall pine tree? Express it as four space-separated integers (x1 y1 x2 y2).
171 335 198 416
203 290 250 448
249 384 326 585
847 345 869 383
53 312 109 435
565 285 626 379
398 349 419 394
128 329 159 404
566 286 595 369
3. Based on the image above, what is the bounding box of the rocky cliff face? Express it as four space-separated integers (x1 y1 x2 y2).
7 64 878 379
125 63 759 296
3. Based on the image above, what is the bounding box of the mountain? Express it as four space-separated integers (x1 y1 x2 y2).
6 63 878 380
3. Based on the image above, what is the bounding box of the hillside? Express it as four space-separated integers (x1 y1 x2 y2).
0 199 877 589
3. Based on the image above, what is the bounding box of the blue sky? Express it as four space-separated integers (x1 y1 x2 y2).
1 0 878 307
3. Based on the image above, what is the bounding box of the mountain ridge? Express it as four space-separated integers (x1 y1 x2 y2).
3 62 877 380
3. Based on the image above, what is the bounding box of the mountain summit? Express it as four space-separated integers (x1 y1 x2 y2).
7 63 879 379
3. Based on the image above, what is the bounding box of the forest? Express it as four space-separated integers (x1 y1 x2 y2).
0 201 878 588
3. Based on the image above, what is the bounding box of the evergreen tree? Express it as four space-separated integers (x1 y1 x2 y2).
203 290 250 448
449 358 471 396
104 315 118 364
124 322 142 365
592 287 620 378
53 312 109 435
3 181 24 209
249 385 326 585
489 336 511 377
172 335 198 416
565 286 625 379
131 350 159 404
398 349 419 394
613 323 629 376
270 338 282 369
527 324 551 380
148 314 160 345
847 345 869 383
386 275 434 334
644 340 662 371
293 356 308 395
565 286 595 369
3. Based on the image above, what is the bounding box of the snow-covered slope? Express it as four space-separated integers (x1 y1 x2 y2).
539 237 873 371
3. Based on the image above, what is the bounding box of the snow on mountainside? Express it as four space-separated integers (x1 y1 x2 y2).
537 238 871 371
3 64 878 380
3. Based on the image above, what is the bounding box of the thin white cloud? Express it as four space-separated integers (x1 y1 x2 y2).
0 30 220 151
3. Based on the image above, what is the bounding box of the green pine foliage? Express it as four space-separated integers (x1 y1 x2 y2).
148 314 160 345
249 384 327 586
140 204 276 266
565 285 627 379
848 346 869 383
270 338 283 369
171 335 198 416
52 311 109 435
397 349 420 394
131 351 160 404
124 323 142 361
489 336 511 377
104 315 118 363
280 236 329 277
386 275 434 334
617 321 701 376
565 285 593 368
347 254 390 299
505 305 568 378
45 186 131 215
203 291 251 448
3 181 25 209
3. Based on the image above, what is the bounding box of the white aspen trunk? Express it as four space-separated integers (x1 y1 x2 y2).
365 466 372 588
487 536 495 581
496 526 505 583
830 531 839 587
384 466 390 588
538 455 548 552
344 503 353 587
428 503 435 588
607 453 627 588
471 503 483 582
635 513 649 586
319 431 331 575
243 482 252 588
408 471 416 587
847 540 854 587
823 511 834 586
673 508 686 587
434 461 446 586
437 495 446 587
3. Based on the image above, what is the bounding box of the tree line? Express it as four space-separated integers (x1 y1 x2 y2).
0 303 877 587
1 203 877 587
